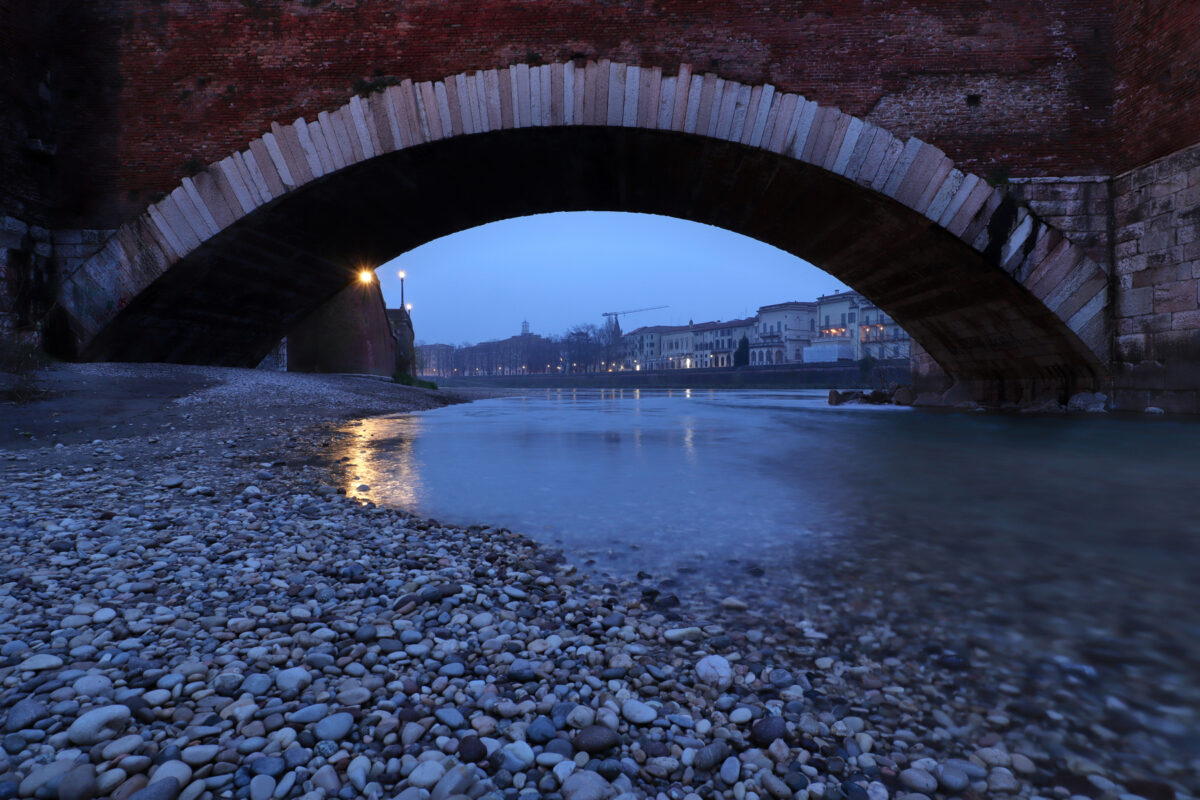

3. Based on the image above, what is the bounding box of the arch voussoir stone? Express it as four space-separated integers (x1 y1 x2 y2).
61 60 1110 396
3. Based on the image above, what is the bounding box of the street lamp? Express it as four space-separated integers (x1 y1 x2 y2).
405 303 412 313
397 270 406 307
358 269 374 284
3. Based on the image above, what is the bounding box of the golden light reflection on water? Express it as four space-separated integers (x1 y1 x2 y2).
336 416 424 507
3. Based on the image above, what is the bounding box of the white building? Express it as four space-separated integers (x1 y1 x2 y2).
804 290 911 361
858 298 911 360
751 301 817 366
659 325 696 369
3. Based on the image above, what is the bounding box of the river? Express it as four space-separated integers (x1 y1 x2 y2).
330 388 1200 779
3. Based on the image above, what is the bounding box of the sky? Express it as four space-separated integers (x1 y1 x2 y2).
377 211 848 345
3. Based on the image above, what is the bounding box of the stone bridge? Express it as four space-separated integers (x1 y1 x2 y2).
2 1 1198 409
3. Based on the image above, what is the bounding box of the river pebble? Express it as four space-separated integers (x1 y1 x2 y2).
0 364 1190 800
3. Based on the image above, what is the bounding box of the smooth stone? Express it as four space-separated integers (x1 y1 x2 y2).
149 762 192 788
5 698 48 732
526 716 556 744
936 765 969 792
899 768 938 794
73 675 114 698
695 655 732 689
561 770 615 800
761 772 791 800
751 716 788 746
573 725 620 754
103 735 145 760
693 741 730 771
987 768 1020 793
336 687 371 706
18 654 63 671
620 699 656 725
457 736 487 763
96 769 127 796
287 704 327 724
274 668 311 692
240 675 272 696
729 707 753 724
59 764 98 800
719 756 741 784
430 764 475 800
313 712 354 741
347 756 370 791
502 741 535 770
407 761 445 789
180 746 219 766
250 757 285 778
19 759 75 797
69 705 132 745
663 627 702 642
127 777 180 800
434 708 465 729
249 775 276 800
311 766 340 793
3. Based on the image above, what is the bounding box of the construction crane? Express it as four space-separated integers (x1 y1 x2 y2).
601 305 668 320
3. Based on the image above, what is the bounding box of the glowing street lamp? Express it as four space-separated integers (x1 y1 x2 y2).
358 269 374 284
405 303 413 313
397 270 406 307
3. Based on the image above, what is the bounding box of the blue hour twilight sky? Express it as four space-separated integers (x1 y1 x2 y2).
377 211 848 346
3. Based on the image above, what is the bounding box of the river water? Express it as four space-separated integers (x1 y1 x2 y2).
334 388 1199 581
331 388 1200 778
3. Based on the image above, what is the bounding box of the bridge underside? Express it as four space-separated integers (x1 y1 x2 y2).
81 127 1108 402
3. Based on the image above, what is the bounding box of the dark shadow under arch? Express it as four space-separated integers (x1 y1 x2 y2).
80 126 1108 398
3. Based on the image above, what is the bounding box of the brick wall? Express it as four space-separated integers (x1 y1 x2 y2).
68 0 1114 229
1114 0 1200 173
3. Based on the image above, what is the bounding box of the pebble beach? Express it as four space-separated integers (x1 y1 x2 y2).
1 365 1196 800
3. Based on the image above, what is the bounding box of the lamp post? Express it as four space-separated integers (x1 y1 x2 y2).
397 270 406 308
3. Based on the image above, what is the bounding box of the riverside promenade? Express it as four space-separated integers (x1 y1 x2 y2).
0 366 1194 800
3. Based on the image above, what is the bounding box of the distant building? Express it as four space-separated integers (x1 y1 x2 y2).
803 290 910 362
416 343 454 376
659 324 696 369
805 290 860 363
751 301 817 366
623 325 672 370
693 318 757 368
857 298 910 360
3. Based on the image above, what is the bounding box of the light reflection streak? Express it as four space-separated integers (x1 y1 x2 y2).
338 416 424 509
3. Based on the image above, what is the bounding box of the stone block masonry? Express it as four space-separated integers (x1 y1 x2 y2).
1008 177 1111 268
0 216 112 349
1112 141 1200 413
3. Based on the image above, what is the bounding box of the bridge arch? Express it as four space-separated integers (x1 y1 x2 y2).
61 61 1110 402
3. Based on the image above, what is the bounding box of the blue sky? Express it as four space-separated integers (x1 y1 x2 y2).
378 212 847 345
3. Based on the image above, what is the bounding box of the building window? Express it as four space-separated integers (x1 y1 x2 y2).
848 312 856 324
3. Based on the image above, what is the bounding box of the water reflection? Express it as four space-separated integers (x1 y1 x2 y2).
338 416 424 507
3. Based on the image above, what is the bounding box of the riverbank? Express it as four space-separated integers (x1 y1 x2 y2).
432 361 911 392
0 366 1194 800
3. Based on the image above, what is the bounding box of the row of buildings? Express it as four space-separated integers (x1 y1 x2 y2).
417 290 910 377
628 290 909 371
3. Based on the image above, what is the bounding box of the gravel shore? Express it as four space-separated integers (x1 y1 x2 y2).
1 365 1196 800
